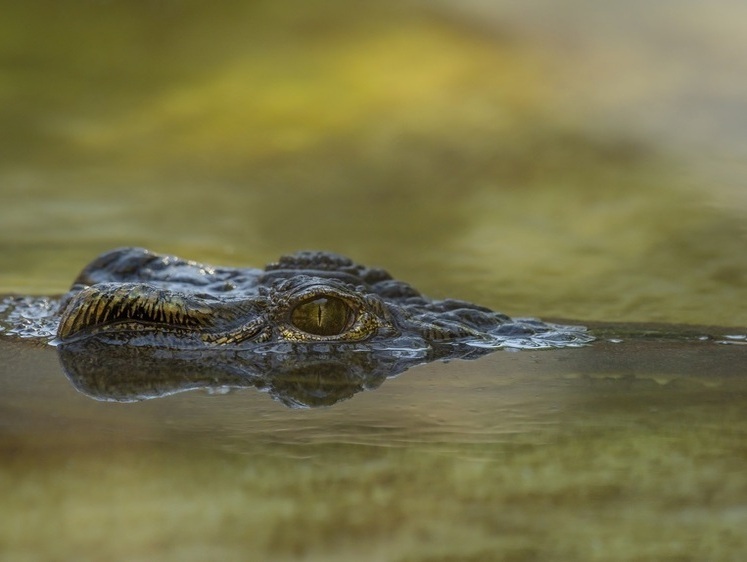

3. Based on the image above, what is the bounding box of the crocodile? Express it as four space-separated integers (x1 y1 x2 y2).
1 247 594 350
1 247 596 406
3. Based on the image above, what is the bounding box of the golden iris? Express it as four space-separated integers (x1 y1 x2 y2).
290 296 354 336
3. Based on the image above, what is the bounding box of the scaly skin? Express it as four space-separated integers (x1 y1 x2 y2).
49 247 592 351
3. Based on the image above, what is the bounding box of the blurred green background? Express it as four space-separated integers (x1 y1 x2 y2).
1 0 745 325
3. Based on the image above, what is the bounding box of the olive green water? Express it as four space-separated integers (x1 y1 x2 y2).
1 1 746 560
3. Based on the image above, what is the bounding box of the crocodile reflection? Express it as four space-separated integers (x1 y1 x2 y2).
56 338 493 408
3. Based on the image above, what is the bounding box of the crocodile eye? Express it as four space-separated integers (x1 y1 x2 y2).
290 296 355 336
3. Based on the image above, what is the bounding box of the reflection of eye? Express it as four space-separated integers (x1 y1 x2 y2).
290 296 355 336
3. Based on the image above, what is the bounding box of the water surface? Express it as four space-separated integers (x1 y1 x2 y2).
1 333 746 561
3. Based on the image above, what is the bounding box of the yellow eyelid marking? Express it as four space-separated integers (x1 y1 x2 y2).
57 284 215 340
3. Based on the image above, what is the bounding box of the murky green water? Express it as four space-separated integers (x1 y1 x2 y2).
2 334 746 561
1 1 746 560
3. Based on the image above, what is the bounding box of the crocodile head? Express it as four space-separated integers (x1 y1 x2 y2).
56 247 582 353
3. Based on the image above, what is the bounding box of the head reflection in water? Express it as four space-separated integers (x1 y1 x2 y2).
56 339 442 408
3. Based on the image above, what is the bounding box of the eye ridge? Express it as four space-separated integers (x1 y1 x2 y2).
289 295 355 337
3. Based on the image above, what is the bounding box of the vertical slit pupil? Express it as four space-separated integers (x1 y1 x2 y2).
290 296 353 336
